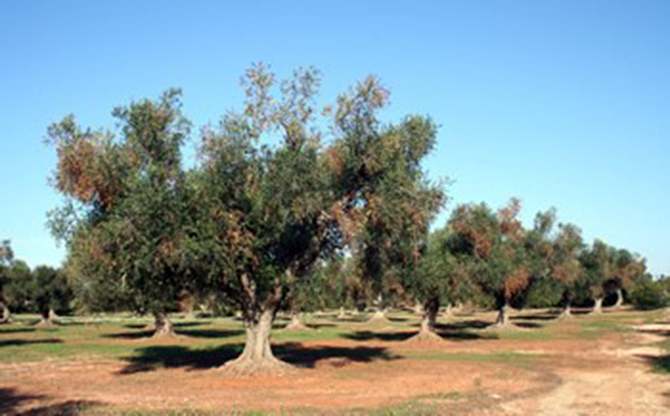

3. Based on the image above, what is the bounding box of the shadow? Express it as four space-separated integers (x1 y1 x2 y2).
387 316 410 322
119 344 242 374
278 342 400 368
513 322 544 329
0 387 43 414
334 316 369 323
0 327 36 335
103 330 155 340
122 323 148 329
305 323 337 329
345 328 495 343
120 342 400 374
433 320 491 331
0 338 62 348
512 313 558 322
174 321 211 328
18 400 100 416
343 330 415 342
178 329 243 339
639 354 670 374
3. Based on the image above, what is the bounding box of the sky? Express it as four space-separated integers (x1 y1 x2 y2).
0 0 668 275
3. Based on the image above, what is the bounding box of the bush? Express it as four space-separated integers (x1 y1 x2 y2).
629 279 668 310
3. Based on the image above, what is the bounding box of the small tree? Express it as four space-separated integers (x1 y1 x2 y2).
449 199 530 329
31 266 70 325
47 89 192 337
550 223 584 319
0 239 14 322
191 64 442 372
579 239 612 313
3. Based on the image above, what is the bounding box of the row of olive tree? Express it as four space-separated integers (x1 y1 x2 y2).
0 240 70 324
47 64 444 372
402 200 648 338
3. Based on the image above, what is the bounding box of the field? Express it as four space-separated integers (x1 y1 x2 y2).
2 308 670 415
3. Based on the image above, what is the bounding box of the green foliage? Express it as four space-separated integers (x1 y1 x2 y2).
48 89 192 317
629 277 668 310
31 265 71 316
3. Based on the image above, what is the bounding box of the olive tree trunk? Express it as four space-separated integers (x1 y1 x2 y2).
37 309 54 326
558 302 573 320
0 301 10 323
220 273 293 374
152 311 177 338
368 293 389 323
285 311 309 331
614 288 624 308
408 297 441 342
592 297 603 314
492 302 513 329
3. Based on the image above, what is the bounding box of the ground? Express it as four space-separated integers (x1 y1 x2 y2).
1 307 670 415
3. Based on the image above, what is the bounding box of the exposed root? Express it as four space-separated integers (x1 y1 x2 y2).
35 319 58 327
557 311 574 320
406 330 443 342
285 316 310 331
486 322 527 332
151 328 181 339
367 311 390 323
218 356 295 376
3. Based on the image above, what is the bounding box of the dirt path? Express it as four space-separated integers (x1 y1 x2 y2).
535 324 670 416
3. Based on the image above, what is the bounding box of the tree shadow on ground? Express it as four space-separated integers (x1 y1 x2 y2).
178 329 243 339
638 353 670 374
0 327 36 335
304 323 337 329
0 387 43 414
433 320 492 331
0 338 62 348
119 342 400 374
512 321 544 329
104 328 243 340
344 329 495 342
387 316 410 322
18 400 101 416
343 330 415 342
512 312 559 322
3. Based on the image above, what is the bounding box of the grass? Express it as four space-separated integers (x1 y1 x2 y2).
1 307 660 415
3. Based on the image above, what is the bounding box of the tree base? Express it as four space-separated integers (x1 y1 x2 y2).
367 311 389 323
36 319 57 327
486 321 525 332
151 328 180 339
219 355 295 375
285 321 310 331
406 329 443 342
557 310 574 320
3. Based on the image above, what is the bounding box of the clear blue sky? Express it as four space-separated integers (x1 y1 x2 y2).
1 1 668 275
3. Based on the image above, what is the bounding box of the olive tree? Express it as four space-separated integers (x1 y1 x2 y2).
47 89 192 337
191 64 442 372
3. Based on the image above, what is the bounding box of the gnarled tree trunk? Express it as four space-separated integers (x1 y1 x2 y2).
592 297 603 314
152 311 177 338
408 297 441 342
337 306 348 319
413 300 423 315
221 304 292 374
0 301 10 324
491 303 513 329
368 293 389 323
37 309 54 326
614 288 624 308
558 303 573 320
285 311 309 330
441 303 454 319
221 273 293 374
